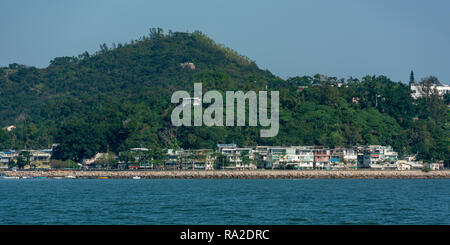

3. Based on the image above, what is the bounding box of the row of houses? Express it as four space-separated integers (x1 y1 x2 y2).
296 82 450 103
169 144 444 171
213 144 401 170
163 144 406 170
0 149 52 169
0 145 443 171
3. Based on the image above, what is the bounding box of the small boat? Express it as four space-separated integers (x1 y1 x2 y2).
98 177 109 179
1 176 20 179
132 176 141 180
66 175 76 179
53 177 64 179
21 176 33 179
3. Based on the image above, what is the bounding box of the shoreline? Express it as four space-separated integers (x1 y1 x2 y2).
2 170 450 179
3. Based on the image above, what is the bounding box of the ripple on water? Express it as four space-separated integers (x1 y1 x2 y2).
0 179 449 224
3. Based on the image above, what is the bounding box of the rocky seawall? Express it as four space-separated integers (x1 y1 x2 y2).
2 170 450 179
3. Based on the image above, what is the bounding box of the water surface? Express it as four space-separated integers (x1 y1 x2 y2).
0 179 449 224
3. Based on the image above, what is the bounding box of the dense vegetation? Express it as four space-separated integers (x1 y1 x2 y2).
0 29 448 164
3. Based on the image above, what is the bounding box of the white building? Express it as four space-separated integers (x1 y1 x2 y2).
216 144 256 169
266 147 287 168
427 162 444 171
29 150 52 162
283 146 315 169
358 145 398 168
252 146 270 161
410 84 450 99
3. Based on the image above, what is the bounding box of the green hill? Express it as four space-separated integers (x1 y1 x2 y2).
0 29 448 163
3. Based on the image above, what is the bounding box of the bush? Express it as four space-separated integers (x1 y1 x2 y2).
50 160 80 169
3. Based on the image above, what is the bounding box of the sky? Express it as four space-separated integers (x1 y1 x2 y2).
0 0 449 83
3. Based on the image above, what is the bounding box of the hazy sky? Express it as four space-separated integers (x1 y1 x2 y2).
1 0 449 83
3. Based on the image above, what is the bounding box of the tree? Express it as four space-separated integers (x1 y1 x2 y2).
16 151 31 169
150 148 166 169
444 94 450 106
96 152 117 168
7 158 16 169
99 43 108 53
419 76 441 97
49 159 79 169
252 152 265 169
213 153 229 169
52 119 104 163
240 151 251 168
16 157 26 169
0 130 13 150
119 151 135 169
137 151 151 166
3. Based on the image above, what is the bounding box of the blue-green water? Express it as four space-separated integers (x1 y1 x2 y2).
0 179 449 224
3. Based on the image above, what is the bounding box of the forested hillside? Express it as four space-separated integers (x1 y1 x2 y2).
0 29 448 163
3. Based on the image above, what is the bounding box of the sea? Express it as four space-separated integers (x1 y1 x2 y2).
0 179 449 224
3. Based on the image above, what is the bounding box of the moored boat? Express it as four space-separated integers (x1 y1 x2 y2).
1 176 20 179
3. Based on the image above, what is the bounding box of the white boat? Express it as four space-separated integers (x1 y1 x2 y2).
66 175 76 179
1 176 20 179
132 176 141 180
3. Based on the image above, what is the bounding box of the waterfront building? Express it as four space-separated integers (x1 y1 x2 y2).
357 151 370 168
296 147 315 169
313 147 331 169
357 145 398 169
397 160 411 170
29 150 52 163
266 147 287 168
332 147 358 168
0 151 17 165
427 161 444 171
329 149 341 169
402 155 424 169
0 151 19 169
217 144 256 169
0 152 8 169
396 159 423 170
165 149 180 169
252 146 269 162
178 149 214 170
285 146 315 169
0 149 52 169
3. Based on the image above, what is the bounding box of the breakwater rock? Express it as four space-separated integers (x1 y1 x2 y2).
2 170 450 179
